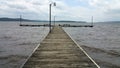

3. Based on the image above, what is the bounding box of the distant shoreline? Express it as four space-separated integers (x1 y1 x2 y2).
0 18 120 23
0 18 86 23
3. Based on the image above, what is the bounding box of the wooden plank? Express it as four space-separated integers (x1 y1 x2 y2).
22 26 99 68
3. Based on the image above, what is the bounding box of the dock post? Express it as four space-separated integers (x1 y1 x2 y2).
19 15 22 26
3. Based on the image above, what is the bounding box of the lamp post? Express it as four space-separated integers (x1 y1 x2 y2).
54 16 56 26
49 2 56 33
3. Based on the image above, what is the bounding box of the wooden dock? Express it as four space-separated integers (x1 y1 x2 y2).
20 24 93 27
21 26 99 68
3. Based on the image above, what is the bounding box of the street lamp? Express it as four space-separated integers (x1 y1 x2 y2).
54 16 56 26
49 2 56 33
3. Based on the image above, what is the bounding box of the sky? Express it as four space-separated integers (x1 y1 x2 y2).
0 0 120 22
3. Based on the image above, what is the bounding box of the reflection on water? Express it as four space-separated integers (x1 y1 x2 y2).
64 23 120 68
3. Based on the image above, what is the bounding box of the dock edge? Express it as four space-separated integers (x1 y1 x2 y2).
20 28 50 68
63 28 101 68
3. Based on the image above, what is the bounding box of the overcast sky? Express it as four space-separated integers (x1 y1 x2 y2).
0 0 120 22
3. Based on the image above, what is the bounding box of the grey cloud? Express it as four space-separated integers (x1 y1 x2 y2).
0 1 7 5
109 9 120 14
32 2 43 5
0 1 27 10
56 6 64 10
105 8 120 15
7 4 27 10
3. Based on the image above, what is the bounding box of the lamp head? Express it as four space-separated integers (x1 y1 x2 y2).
53 2 56 6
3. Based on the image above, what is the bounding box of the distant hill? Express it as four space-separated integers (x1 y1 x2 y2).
106 21 120 23
56 20 86 23
0 18 40 22
0 17 86 23
97 21 120 23
0 18 20 21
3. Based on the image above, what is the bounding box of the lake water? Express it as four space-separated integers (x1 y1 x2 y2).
0 21 120 68
64 23 120 68
0 21 49 68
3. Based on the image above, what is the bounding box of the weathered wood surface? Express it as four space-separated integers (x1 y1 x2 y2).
22 26 98 68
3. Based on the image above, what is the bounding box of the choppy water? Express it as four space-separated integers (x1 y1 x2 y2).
64 23 120 68
0 21 49 68
0 22 120 68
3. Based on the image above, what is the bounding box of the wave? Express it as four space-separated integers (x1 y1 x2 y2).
81 45 120 57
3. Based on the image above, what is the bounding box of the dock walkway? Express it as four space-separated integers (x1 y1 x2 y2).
22 26 99 68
